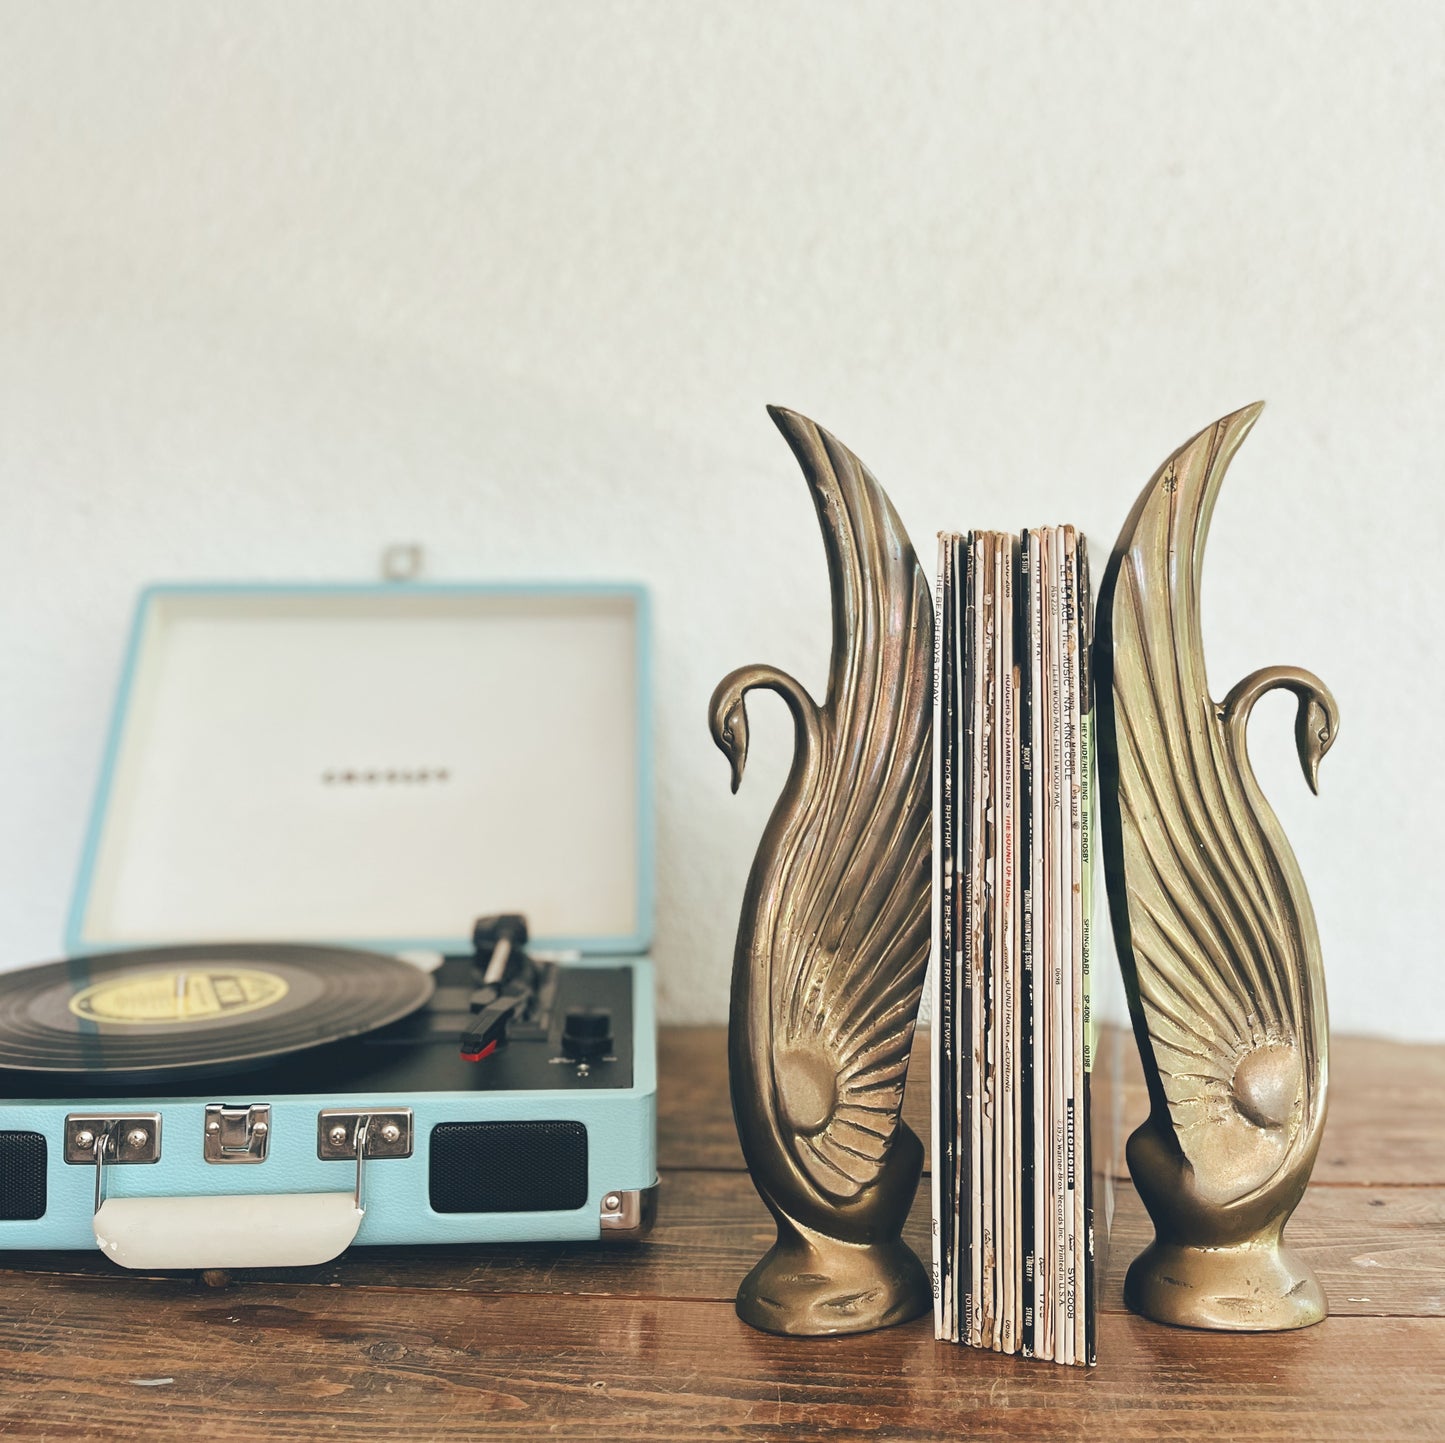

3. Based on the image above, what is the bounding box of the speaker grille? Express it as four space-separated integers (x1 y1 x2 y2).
429 1121 588 1213
0 1132 47 1221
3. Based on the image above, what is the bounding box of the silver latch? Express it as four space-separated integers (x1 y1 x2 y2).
204 1103 271 1164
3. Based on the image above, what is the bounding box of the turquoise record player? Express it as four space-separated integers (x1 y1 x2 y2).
0 582 657 1268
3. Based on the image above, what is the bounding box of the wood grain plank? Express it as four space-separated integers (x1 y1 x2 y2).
1091 1032 1445 1185
1317 1036 1445 1185
662 1025 936 1174
2 1029 1442 1440
0 1278 1438 1442
657 1025 744 1171
1099 1177 1445 1319
664 1026 1445 1187
4 1172 1439 1321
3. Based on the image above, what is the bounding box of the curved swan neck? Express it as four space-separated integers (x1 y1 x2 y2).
754 665 822 746
1224 662 1336 765
1220 664 1332 756
730 664 826 791
1222 665 1312 727
716 664 827 1217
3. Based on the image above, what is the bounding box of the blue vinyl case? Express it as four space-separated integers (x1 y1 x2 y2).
0 582 658 1265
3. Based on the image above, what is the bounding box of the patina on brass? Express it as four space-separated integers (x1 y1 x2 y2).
708 406 933 1337
1095 403 1339 1332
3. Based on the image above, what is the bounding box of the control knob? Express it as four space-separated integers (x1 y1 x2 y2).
562 1007 613 1062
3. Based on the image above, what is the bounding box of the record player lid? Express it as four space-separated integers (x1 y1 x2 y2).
66 583 653 957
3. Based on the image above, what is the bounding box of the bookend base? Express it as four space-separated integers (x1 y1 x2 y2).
736 1215 932 1337
1124 1237 1326 1333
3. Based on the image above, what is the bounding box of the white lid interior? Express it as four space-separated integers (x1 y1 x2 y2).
70 586 649 954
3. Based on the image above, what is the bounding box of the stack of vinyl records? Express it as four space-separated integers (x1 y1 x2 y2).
929 526 1097 1366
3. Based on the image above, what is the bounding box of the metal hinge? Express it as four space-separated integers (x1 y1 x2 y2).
316 1109 413 1213
316 1109 413 1161
64 1114 162 1166
64 1113 162 1216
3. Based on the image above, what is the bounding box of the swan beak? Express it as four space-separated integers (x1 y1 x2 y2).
709 690 750 794
1296 695 1335 796
728 748 745 794
724 703 749 792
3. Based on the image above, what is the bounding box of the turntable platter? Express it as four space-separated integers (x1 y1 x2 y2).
0 942 435 1079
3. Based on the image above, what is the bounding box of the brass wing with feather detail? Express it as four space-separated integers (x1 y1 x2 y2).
709 406 933 1335
1096 403 1340 1331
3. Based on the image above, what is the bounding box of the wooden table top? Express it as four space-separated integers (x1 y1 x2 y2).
1 1026 1441 1441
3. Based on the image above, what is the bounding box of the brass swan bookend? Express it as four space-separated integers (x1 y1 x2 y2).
1095 403 1339 1332
708 407 933 1336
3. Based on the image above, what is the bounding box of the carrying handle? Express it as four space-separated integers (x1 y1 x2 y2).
94 1192 364 1270
89 1110 394 1269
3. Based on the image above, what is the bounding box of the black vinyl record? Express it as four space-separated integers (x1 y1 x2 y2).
0 942 435 1079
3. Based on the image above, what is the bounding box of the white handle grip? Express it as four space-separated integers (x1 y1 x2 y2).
94 1193 364 1269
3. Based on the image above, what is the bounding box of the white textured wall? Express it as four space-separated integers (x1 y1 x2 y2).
1 3 1440 1038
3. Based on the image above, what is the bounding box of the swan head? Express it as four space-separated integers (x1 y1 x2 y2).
1295 682 1340 795
709 679 750 794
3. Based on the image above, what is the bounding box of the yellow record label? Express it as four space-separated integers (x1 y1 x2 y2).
68 968 290 1025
